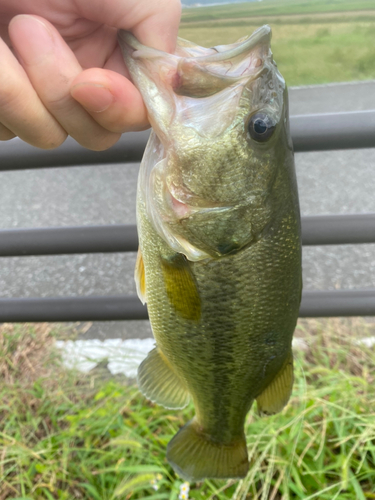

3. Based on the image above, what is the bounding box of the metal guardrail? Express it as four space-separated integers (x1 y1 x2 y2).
0 289 374 322
0 213 374 257
0 110 375 172
1 110 375 321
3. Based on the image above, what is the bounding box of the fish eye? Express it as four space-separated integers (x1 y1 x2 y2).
247 113 276 142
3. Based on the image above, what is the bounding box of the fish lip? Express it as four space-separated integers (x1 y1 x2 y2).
192 25 271 63
118 30 179 61
168 182 224 209
164 187 194 220
164 181 231 221
117 31 141 52
161 176 268 221
118 25 271 62
163 184 206 220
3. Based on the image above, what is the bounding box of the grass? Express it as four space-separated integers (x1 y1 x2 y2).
1 319 375 499
181 0 375 24
178 1 375 86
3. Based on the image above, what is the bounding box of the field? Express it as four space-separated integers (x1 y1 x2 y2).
1 320 375 499
178 0 375 86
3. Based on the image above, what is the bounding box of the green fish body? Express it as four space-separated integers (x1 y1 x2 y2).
118 26 302 482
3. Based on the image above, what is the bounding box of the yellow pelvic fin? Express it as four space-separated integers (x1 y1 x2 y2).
160 254 201 322
137 347 190 410
135 248 147 304
167 418 249 482
256 351 294 416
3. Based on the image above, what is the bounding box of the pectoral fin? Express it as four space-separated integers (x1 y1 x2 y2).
135 248 147 304
160 254 201 321
256 351 294 416
137 347 190 409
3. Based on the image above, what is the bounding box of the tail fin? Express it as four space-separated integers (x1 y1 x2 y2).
167 419 249 482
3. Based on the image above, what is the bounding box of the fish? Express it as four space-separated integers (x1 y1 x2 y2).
118 25 302 482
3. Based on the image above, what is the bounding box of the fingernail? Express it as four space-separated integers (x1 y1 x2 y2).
10 15 54 64
71 83 115 113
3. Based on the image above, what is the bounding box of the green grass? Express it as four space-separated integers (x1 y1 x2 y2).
181 0 375 24
178 1 375 86
1 319 375 499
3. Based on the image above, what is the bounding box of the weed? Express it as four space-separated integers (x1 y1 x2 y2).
1 319 375 498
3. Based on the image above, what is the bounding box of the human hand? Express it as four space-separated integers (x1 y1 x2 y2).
1 0 181 150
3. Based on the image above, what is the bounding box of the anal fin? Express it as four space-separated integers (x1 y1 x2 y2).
167 418 249 481
256 351 294 416
137 347 190 409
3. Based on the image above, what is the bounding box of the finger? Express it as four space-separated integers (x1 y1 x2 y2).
74 0 182 52
9 15 121 151
129 0 182 53
0 123 16 141
0 36 66 148
71 68 149 133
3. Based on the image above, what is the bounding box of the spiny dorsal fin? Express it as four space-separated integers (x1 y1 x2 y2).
137 347 190 410
160 254 201 322
135 248 147 304
256 351 294 416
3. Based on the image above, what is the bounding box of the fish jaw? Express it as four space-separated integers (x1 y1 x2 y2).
118 27 272 139
119 27 287 261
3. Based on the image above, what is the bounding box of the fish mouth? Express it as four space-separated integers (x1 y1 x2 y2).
118 25 277 142
118 26 271 100
119 28 281 261
118 26 271 64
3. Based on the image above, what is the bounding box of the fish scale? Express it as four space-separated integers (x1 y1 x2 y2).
119 25 302 482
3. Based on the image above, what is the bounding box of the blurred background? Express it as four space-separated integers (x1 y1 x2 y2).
0 0 374 340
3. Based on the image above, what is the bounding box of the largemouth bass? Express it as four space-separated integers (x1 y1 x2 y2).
118 26 302 482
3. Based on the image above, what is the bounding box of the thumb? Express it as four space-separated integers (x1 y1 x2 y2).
75 0 182 52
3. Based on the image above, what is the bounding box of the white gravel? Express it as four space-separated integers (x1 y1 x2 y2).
55 337 155 378
56 335 375 377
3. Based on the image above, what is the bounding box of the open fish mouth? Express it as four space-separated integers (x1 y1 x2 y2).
118 26 273 140
118 26 285 261
119 26 271 99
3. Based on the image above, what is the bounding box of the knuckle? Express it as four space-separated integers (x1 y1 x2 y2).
22 126 68 149
35 133 67 150
45 93 74 114
77 132 121 151
0 83 26 112
0 125 16 141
